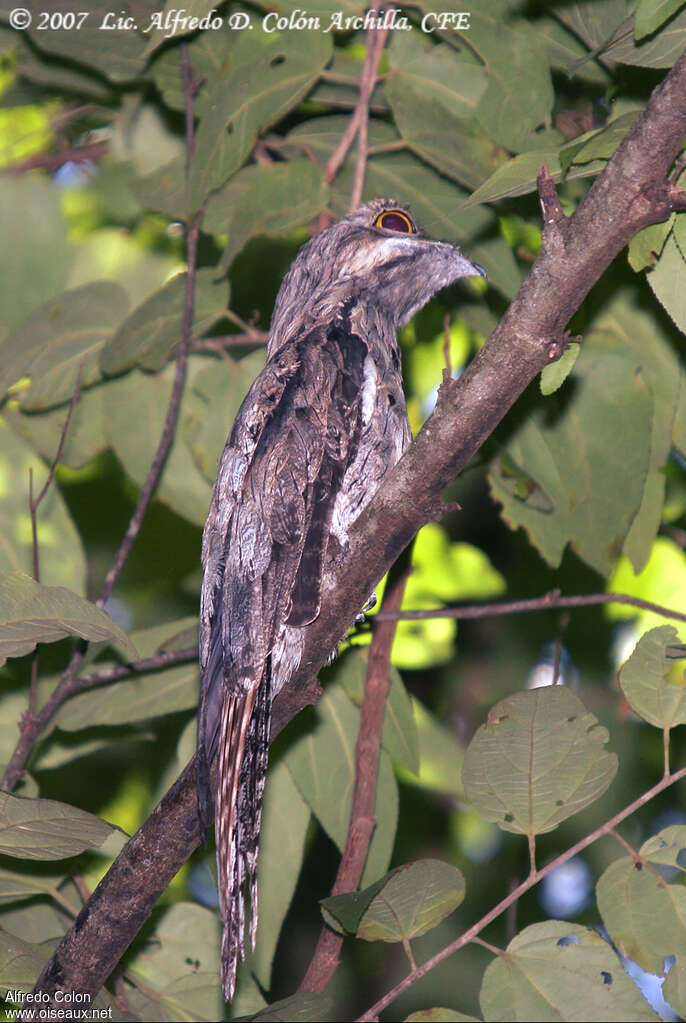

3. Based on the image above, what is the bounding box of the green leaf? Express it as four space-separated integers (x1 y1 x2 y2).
4 383 107 471
0 571 136 666
188 30 332 208
0 866 68 905
183 351 266 484
605 8 686 66
334 647 419 774
0 929 51 992
647 231 686 334
124 903 223 1022
639 823 686 866
402 698 465 797
479 921 659 1021
540 344 580 395
459 10 555 154
320 874 390 936
0 282 129 411
592 292 680 573
101 269 228 375
663 955 686 1017
596 853 686 975
385 34 494 191
250 758 310 989
618 625 686 730
462 687 617 836
0 177 69 341
405 1011 481 1022
285 683 398 888
0 425 87 592
466 148 605 205
26 0 149 82
103 360 213 526
0 793 114 860
628 218 675 272
205 160 329 269
55 618 198 730
356 860 465 943
608 538 686 634
240 993 333 1022
489 331 652 575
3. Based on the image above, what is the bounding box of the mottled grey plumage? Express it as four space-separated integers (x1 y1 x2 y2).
198 199 485 999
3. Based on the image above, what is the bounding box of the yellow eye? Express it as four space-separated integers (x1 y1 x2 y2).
374 209 415 234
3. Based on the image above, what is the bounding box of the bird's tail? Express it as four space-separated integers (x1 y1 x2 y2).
216 664 272 1000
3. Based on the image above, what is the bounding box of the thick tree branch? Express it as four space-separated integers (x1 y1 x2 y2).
27 47 686 1008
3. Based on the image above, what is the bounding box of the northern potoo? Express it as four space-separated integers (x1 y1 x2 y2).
198 199 485 998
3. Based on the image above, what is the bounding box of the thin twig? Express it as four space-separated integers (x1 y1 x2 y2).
26 364 84 720
349 2 388 210
300 558 410 994
356 762 686 1021
325 0 386 195
97 47 200 612
374 589 686 626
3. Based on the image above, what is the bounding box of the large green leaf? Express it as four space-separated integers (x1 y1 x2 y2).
479 921 659 1021
618 625 686 731
0 793 114 860
0 426 86 592
188 29 332 208
454 9 555 154
462 687 617 837
103 359 213 526
250 759 310 989
0 282 129 411
489 331 652 576
101 269 227 375
183 352 266 484
597 850 686 976
0 177 69 342
4 382 107 471
285 683 398 888
204 160 329 269
54 618 198 729
385 33 493 191
333 647 419 774
0 929 51 993
26 1 149 82
123 903 223 1022
605 8 686 66
0 572 136 666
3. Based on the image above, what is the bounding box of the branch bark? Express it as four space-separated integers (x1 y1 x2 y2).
27 46 686 1009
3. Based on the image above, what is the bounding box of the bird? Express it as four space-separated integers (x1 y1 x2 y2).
197 198 486 999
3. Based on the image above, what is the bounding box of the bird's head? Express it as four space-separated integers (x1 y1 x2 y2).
268 199 486 354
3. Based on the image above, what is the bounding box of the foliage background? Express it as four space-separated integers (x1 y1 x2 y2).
0 0 686 1020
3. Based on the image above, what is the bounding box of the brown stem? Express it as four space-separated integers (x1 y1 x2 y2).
356 762 686 1021
300 559 409 994
350 2 388 210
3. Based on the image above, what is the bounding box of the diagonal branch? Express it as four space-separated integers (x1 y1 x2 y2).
23 44 686 1010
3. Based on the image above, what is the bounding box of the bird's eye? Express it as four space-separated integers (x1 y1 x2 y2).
374 209 415 234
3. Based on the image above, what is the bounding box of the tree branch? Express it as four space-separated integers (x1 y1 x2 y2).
24 45 686 1008
300 558 409 994
356 761 686 1021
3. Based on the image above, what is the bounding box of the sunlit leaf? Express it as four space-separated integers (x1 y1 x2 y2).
618 625 686 730
355 860 465 942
